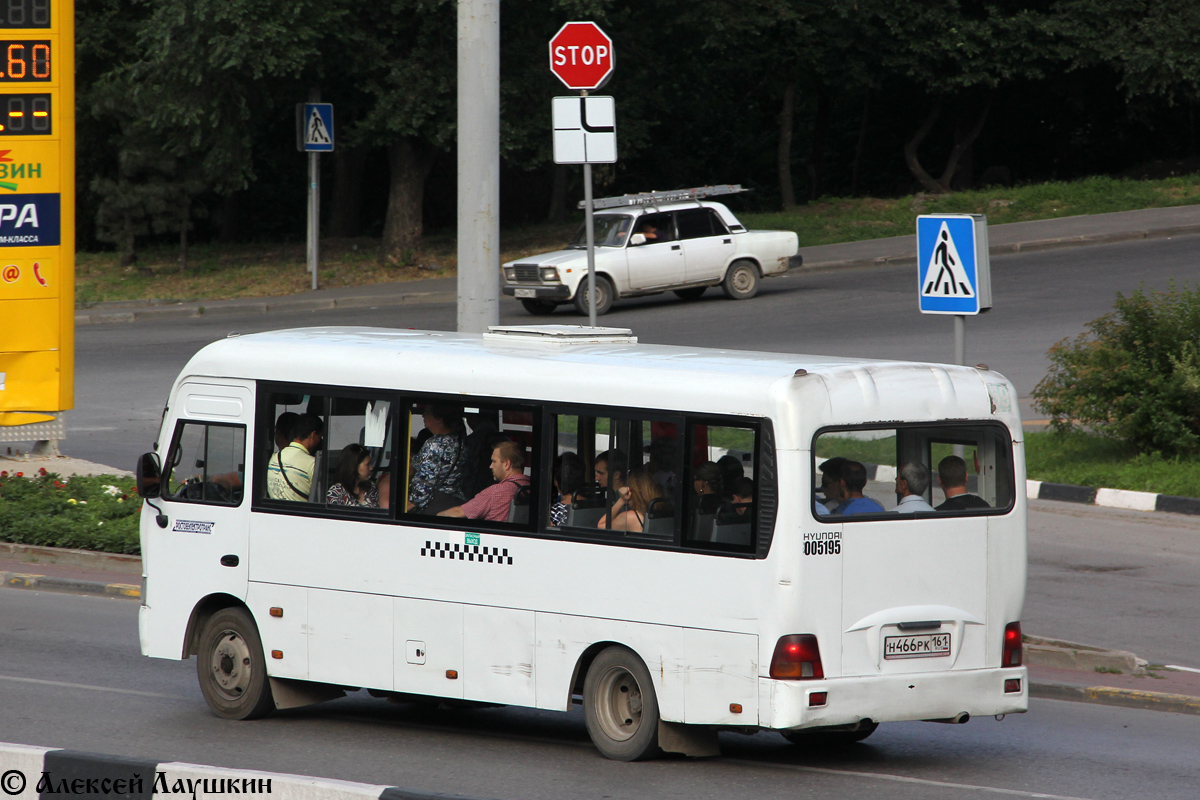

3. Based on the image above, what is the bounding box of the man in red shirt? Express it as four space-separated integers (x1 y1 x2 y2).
439 440 529 522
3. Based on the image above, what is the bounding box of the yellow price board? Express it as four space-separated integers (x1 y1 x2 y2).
0 0 73 420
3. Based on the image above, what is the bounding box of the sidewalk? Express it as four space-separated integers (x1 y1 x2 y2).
73 205 1200 325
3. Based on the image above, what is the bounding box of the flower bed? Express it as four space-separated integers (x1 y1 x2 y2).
0 468 141 555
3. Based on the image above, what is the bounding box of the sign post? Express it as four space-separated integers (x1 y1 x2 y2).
0 0 74 452
549 21 614 327
916 214 992 366
298 101 333 291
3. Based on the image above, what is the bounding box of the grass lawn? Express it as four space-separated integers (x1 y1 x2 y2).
1024 430 1200 498
75 173 1200 305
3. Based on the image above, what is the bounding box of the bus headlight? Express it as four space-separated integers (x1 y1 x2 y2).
540 267 560 282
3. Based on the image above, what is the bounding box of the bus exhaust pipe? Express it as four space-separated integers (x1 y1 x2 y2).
925 712 970 724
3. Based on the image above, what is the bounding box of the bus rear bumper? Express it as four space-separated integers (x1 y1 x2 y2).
762 666 1028 731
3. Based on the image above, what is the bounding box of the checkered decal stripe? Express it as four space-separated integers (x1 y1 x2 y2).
420 541 513 565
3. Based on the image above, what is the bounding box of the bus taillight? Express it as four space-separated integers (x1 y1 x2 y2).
770 634 824 680
1002 622 1023 667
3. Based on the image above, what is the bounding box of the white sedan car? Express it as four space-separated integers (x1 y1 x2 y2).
501 200 800 316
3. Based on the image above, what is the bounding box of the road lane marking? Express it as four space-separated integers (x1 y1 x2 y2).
0 673 183 699
1166 664 1200 674
725 758 1097 800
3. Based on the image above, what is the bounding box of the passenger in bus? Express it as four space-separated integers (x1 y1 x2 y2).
326 443 379 507
833 460 885 515
717 454 745 497
438 441 530 522
407 404 468 514
729 476 755 515
597 466 662 533
551 452 585 526
647 436 678 494
935 455 991 511
594 449 627 497
816 456 849 516
894 462 935 514
692 461 723 514
266 413 323 502
273 411 299 451
377 471 391 510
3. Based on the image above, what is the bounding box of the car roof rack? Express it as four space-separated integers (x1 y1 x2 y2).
581 184 750 210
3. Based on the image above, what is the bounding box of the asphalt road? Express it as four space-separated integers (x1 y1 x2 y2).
2 590 1198 800
60 233 1200 471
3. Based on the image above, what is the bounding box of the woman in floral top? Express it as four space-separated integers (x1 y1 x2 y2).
407 404 468 513
327 443 379 507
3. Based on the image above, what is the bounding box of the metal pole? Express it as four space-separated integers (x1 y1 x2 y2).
309 151 320 291
456 0 501 333
583 162 597 327
954 314 965 365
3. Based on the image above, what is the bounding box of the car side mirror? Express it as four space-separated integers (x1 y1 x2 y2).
629 233 646 246
136 452 162 498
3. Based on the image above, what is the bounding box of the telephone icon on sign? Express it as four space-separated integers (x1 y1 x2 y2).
33 261 46 286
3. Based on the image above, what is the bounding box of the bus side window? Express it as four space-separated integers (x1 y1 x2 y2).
163 421 245 505
684 423 757 550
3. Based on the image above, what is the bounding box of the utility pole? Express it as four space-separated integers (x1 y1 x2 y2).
456 0 500 332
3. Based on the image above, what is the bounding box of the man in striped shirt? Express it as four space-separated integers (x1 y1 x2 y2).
439 440 529 522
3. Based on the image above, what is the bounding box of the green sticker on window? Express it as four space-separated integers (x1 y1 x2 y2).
465 533 480 546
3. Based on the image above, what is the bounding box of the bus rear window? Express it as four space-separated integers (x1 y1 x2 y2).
813 423 1014 521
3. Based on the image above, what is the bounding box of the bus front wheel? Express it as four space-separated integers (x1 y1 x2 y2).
197 607 275 720
583 646 661 761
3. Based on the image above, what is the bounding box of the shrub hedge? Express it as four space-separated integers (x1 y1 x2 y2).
0 468 141 554
1033 283 1200 457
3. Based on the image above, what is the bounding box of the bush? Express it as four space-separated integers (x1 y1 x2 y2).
1033 283 1200 457
0 468 142 554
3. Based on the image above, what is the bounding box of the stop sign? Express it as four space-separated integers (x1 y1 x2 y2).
548 21 614 91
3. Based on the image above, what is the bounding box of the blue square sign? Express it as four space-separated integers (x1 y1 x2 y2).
301 103 334 152
916 214 992 315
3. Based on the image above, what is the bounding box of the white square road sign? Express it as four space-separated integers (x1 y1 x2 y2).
553 96 616 164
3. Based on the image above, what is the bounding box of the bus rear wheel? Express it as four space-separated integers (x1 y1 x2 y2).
197 607 275 720
583 646 661 761
782 720 879 746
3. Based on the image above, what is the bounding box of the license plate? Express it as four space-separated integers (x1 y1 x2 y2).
514 288 537 298
883 632 951 660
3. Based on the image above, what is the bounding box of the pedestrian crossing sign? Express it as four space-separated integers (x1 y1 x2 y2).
299 103 334 152
916 214 992 315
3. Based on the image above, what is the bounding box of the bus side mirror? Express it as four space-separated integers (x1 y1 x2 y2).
136 452 162 498
629 233 646 246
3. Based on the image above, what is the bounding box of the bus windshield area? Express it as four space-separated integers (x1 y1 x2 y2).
813 423 1014 520
568 214 633 249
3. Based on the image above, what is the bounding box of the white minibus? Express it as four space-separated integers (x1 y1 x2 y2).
136 324 1027 761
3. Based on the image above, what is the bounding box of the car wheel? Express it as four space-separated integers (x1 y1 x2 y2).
721 260 760 300
673 287 707 301
573 275 615 316
520 299 557 315
196 607 275 720
583 646 661 761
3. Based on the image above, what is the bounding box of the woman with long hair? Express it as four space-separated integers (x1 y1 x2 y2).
327 443 379 507
598 465 662 532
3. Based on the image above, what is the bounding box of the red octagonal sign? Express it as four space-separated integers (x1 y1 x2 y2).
549 21 614 91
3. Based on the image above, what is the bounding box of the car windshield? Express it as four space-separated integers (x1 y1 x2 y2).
568 214 633 249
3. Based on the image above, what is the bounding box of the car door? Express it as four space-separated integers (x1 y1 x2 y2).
625 212 685 290
676 208 736 283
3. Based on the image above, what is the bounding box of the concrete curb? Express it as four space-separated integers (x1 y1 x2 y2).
0 742 490 800
0 571 139 600
1025 479 1200 516
1029 682 1200 716
0 542 142 573
75 290 456 326
1023 635 1144 675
